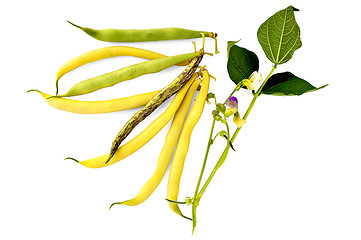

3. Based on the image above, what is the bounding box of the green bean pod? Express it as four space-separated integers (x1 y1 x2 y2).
53 51 201 98
55 46 190 95
68 21 216 42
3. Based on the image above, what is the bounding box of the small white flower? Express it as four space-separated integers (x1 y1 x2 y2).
243 71 263 90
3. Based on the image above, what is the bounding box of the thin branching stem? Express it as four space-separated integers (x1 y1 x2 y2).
191 65 277 233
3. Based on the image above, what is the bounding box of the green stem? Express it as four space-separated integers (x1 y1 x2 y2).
193 119 216 195
225 88 238 101
191 65 277 232
211 132 220 143
191 83 240 233
191 118 216 232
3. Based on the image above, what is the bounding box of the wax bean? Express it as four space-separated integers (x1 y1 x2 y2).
71 74 198 168
27 89 159 114
167 69 210 218
109 79 201 208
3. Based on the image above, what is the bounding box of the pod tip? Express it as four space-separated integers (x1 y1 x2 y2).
109 202 122 210
26 89 40 94
64 157 79 163
67 20 82 29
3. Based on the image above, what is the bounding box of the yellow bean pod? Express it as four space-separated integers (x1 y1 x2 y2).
27 89 159 114
110 79 201 208
167 69 210 218
74 73 199 168
55 46 189 94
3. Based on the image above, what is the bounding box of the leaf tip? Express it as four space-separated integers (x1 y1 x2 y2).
291 6 300 11
318 84 329 90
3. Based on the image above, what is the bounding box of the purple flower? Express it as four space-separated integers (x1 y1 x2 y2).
224 96 238 117
228 96 238 103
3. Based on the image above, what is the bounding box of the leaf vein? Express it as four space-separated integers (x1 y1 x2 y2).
278 27 301 64
275 6 289 64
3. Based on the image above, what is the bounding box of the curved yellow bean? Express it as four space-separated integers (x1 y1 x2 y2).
75 74 199 168
110 79 201 208
167 69 210 218
27 89 159 114
56 46 189 94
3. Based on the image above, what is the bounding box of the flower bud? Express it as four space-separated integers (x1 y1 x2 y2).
206 92 215 104
216 103 226 113
219 130 228 138
214 115 222 121
212 110 222 121
207 92 215 99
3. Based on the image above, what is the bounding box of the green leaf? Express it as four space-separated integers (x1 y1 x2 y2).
227 45 259 85
257 5 302 65
261 72 328 96
227 38 241 58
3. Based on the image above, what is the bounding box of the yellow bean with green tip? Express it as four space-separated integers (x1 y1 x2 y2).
53 51 201 98
55 46 189 95
27 89 159 114
70 74 198 168
167 69 210 219
109 79 201 208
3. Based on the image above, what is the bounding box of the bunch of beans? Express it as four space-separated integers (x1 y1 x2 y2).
28 22 217 219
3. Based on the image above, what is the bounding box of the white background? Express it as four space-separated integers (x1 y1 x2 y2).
1 0 360 239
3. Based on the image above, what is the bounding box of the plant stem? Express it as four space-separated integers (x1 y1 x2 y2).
191 65 277 232
191 82 242 233
193 119 216 195
191 118 216 232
